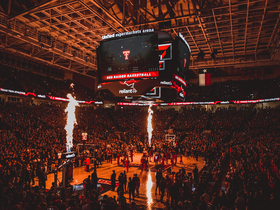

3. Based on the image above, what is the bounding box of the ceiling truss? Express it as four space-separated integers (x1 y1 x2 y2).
0 0 278 77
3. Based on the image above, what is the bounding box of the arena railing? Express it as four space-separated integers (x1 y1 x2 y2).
1 86 280 106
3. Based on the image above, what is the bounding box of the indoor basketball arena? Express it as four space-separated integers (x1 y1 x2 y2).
0 0 280 210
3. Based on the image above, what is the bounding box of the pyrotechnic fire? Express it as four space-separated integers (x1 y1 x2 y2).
146 170 153 209
147 105 153 147
65 93 79 152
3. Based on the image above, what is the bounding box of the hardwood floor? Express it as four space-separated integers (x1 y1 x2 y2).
40 153 205 209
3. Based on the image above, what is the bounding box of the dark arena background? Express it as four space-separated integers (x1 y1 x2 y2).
0 1 280 210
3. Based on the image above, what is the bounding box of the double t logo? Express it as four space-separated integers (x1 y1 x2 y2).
123 50 130 60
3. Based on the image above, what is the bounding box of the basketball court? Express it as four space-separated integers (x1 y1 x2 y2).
41 152 205 209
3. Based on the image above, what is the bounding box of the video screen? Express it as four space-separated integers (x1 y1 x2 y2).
98 34 159 81
173 37 191 79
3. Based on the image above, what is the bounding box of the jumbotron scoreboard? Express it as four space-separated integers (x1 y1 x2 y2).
97 29 191 102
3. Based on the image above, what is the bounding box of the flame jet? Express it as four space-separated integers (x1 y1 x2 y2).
147 105 153 147
65 93 79 152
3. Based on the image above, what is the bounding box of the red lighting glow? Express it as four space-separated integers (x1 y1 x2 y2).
48 96 69 101
117 102 140 106
82 101 95 104
159 61 164 69
102 71 159 81
173 74 187 86
20 92 37 97
101 82 111 85
171 82 185 96
119 80 138 85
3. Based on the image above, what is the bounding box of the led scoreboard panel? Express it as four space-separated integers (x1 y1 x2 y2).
98 34 159 81
97 30 191 101
173 36 191 79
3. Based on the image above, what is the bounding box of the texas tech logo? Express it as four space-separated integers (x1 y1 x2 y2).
123 50 130 60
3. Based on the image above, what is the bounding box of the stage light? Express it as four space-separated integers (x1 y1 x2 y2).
25 28 30 36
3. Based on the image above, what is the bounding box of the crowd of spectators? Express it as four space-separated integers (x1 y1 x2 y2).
209 108 254 132
1 65 280 209
186 77 280 102
108 108 147 142
1 99 279 209
0 101 139 209
219 106 280 209
0 64 96 100
172 108 209 132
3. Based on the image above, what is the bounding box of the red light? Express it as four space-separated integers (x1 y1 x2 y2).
173 74 187 87
20 92 37 97
171 81 185 96
47 96 69 101
214 101 222 104
101 82 111 85
82 101 95 104
119 80 138 85
159 61 164 69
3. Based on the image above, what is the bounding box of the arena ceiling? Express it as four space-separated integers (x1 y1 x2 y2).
0 0 279 78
